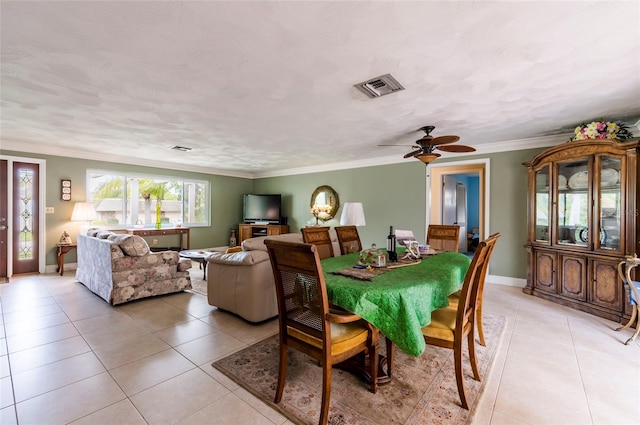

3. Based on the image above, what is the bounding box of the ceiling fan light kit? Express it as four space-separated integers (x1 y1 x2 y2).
416 153 441 164
382 125 476 166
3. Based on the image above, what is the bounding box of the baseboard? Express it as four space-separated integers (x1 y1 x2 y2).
486 274 526 287
45 262 77 275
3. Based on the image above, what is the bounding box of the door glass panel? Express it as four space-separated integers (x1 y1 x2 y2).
558 159 589 246
17 167 35 260
534 166 550 243
598 156 621 251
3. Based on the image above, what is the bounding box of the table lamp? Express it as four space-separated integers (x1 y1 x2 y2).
339 202 366 226
71 202 97 237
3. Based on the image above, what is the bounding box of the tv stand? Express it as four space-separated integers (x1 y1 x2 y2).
239 223 289 244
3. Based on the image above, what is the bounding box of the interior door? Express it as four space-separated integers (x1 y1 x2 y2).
442 175 457 225
0 160 8 282
456 183 468 252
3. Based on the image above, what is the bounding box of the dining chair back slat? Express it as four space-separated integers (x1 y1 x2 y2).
301 226 334 259
427 225 461 252
335 225 362 255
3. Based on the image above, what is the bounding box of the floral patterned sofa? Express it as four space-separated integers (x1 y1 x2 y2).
75 230 192 305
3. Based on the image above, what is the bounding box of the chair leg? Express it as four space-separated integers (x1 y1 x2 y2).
319 362 332 425
468 329 480 381
274 343 287 403
476 302 486 347
624 308 640 345
369 342 379 394
454 338 469 410
616 306 637 332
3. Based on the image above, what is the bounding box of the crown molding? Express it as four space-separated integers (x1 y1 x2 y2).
254 133 569 178
2 133 569 179
0 140 254 179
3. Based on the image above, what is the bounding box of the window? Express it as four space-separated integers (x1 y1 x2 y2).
87 170 209 228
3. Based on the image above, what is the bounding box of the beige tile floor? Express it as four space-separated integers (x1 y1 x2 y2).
0 272 638 425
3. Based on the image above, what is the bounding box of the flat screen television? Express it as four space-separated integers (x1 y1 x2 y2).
243 194 282 224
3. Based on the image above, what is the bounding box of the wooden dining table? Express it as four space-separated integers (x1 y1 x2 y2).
321 251 471 358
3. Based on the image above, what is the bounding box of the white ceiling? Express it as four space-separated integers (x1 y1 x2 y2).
2 1 639 178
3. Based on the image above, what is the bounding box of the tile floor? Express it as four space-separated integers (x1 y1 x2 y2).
0 272 638 425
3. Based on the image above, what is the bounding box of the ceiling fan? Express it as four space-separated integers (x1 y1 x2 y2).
382 126 476 165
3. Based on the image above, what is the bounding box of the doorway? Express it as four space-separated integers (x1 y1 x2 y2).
426 159 490 251
0 156 47 280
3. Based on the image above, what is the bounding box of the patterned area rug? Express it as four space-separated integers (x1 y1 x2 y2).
212 314 506 425
187 267 207 296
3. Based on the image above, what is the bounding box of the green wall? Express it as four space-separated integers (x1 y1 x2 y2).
3 146 545 280
1 150 253 267
256 148 545 279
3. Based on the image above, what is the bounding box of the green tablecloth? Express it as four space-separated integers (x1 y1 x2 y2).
322 252 471 356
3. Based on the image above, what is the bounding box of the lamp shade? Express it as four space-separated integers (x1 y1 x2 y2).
340 202 366 226
71 202 97 222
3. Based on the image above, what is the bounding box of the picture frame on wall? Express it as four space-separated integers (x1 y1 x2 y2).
61 179 71 201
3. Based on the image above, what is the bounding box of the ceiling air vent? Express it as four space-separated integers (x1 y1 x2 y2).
169 145 192 152
355 73 405 98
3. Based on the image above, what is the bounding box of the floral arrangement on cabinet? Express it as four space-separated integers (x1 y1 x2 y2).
571 120 633 141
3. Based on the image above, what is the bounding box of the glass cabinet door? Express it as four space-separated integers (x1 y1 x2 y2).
597 156 622 251
534 166 550 243
557 159 590 247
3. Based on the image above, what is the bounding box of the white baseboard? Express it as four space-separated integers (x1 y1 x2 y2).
486 274 526 288
45 262 77 275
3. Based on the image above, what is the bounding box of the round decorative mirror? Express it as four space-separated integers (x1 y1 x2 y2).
310 185 340 223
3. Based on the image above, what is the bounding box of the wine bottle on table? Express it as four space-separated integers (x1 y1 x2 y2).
387 225 398 262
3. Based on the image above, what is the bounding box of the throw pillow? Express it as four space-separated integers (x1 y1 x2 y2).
96 230 115 239
107 234 130 244
87 228 101 237
119 235 151 257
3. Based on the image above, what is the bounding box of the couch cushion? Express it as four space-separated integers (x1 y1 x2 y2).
242 233 304 252
208 250 270 265
114 234 151 256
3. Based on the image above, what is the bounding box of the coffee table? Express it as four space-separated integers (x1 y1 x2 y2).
179 247 229 279
179 250 211 279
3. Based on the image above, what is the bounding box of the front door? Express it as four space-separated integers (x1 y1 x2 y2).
0 160 8 282
13 162 40 274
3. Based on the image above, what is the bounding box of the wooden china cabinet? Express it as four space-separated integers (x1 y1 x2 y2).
523 139 639 322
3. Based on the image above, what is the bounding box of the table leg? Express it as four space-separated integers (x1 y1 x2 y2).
57 248 66 276
334 338 394 386
202 261 207 280
385 336 395 378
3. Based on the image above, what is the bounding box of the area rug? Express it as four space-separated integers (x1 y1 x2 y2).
212 314 506 425
187 268 208 296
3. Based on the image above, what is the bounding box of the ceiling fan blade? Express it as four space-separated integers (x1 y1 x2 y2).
403 149 423 158
437 144 476 153
378 144 417 147
429 135 460 145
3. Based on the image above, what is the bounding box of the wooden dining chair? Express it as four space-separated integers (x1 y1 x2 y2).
301 226 334 259
447 232 501 346
334 225 362 255
616 255 640 345
420 233 499 409
426 224 461 252
265 239 379 425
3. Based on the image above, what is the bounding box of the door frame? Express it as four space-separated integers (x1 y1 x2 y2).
0 154 47 276
425 158 490 241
